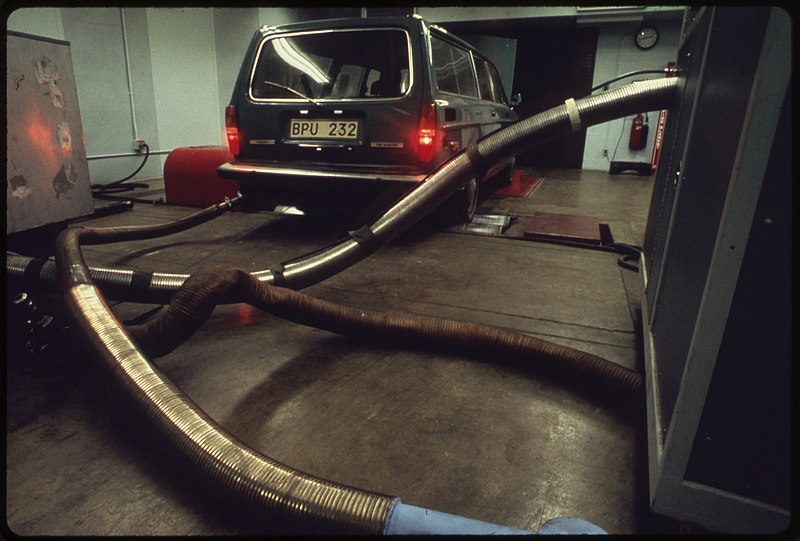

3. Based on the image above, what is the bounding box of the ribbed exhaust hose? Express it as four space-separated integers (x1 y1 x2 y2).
128 265 642 400
56 230 398 535
48 79 676 534
11 78 679 301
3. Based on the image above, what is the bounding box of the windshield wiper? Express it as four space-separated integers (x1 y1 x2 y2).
260 80 324 107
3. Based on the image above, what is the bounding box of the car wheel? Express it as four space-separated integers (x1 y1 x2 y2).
498 157 516 186
439 176 479 225
461 176 480 221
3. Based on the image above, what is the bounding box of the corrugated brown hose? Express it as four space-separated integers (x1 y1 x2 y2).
129 265 642 400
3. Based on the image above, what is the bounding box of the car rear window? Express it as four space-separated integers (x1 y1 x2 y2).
250 28 411 101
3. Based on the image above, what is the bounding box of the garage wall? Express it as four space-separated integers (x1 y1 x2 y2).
418 6 577 23
213 8 259 123
257 7 304 27
582 21 682 171
5 7 64 40
419 6 684 171
60 8 162 184
146 8 223 174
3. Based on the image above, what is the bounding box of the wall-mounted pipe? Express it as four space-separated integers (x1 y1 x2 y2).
8 77 679 303
120 7 139 146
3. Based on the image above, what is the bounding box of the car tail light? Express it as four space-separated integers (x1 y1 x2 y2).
225 105 240 156
416 101 436 162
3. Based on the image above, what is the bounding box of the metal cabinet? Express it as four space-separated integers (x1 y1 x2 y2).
640 6 791 534
6 31 93 233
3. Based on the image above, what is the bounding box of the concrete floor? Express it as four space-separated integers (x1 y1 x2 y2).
6 168 688 535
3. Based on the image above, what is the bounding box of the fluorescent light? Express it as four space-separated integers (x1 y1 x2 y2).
272 38 330 85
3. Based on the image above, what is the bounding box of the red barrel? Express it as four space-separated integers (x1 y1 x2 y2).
163 146 239 208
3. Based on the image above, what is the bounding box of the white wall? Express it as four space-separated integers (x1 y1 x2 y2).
6 7 65 40
6 6 264 184
418 6 578 22
146 8 223 174
213 8 259 123
582 21 682 171
420 6 684 171
58 8 163 183
258 7 303 27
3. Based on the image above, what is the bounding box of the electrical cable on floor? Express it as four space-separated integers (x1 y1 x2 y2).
606 242 642 272
91 143 151 196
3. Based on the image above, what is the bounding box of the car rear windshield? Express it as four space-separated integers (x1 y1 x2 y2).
250 28 411 101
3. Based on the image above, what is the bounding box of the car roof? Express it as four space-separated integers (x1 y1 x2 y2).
256 15 488 61
258 15 424 36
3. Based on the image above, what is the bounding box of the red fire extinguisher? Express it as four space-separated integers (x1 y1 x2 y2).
629 113 649 150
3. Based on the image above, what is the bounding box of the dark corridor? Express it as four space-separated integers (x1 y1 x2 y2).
511 26 597 168
445 21 598 169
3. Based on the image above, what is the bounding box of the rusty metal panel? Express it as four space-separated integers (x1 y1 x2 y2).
6 31 93 233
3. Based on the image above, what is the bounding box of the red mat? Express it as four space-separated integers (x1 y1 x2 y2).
492 169 543 198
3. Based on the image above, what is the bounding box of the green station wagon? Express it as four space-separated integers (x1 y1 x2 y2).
218 15 519 222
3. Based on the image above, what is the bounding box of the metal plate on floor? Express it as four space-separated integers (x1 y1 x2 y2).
449 214 512 236
522 212 601 245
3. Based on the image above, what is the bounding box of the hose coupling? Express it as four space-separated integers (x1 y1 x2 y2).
222 191 244 209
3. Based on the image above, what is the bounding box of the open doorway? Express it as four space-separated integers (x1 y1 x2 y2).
444 20 598 169
511 26 597 168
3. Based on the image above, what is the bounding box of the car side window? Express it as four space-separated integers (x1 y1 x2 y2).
486 62 508 105
431 36 478 98
475 59 493 101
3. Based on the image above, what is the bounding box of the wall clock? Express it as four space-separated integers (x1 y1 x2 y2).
635 26 659 50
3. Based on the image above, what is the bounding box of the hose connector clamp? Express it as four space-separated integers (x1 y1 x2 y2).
564 98 582 133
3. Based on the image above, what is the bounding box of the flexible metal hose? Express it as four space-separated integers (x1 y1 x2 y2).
9 78 679 301
43 79 675 533
56 223 397 535
57 235 639 535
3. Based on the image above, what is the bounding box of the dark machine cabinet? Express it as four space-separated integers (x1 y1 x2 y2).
640 7 791 533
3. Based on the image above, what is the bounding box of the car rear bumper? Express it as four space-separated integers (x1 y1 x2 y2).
217 161 428 184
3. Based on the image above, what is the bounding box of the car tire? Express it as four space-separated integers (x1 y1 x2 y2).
436 176 479 225
498 157 516 186
460 176 480 222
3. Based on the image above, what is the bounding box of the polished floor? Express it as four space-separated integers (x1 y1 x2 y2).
6 168 690 535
